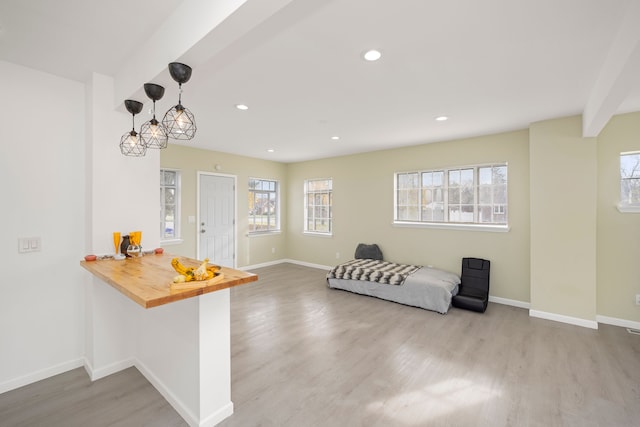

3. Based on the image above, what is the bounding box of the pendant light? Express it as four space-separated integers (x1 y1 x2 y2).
119 100 147 157
140 83 168 149
162 62 197 140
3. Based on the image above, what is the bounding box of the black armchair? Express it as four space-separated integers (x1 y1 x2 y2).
451 258 490 313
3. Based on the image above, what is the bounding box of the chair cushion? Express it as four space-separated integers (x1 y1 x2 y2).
452 294 488 313
354 243 383 260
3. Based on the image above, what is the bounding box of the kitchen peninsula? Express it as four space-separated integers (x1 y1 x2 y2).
81 253 257 427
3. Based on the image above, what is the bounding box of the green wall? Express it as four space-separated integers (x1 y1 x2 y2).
597 112 640 322
287 130 531 303
529 116 597 322
161 112 640 324
160 144 287 266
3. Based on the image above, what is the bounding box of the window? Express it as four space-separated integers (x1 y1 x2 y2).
248 178 280 233
160 169 180 240
395 164 507 226
620 152 640 209
304 178 333 234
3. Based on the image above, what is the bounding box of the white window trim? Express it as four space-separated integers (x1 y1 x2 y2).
304 178 333 236
393 221 510 233
619 151 640 212
616 204 640 213
248 177 281 234
160 168 181 244
247 231 282 237
303 230 334 238
160 238 184 246
393 163 508 230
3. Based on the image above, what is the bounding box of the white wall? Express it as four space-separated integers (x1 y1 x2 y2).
0 61 86 392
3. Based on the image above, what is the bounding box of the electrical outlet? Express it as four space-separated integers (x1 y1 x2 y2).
336 252 340 259
636 294 640 305
271 247 276 254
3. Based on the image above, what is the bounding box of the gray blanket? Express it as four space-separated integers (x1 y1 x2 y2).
327 262 460 314
327 259 419 285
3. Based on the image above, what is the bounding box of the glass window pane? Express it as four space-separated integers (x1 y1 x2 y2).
449 205 461 222
449 187 460 204
163 171 176 186
461 186 473 204
494 166 507 184
433 171 444 186
479 186 491 204
479 167 492 185
493 184 507 204
449 170 460 185
461 205 474 222
422 172 432 187
621 154 640 178
479 205 492 223
461 169 473 184
407 189 419 205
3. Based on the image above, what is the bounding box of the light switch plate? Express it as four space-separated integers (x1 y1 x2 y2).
18 237 41 253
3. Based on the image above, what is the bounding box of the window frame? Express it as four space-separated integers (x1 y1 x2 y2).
618 151 640 213
393 163 509 232
304 178 333 236
248 177 281 234
160 168 181 243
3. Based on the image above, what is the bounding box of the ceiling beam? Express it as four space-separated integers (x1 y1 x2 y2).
113 0 297 108
582 0 640 137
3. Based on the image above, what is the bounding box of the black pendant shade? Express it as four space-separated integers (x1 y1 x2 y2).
120 100 147 157
168 62 192 84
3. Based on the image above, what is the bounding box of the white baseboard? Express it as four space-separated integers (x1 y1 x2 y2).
529 309 598 329
0 358 84 394
285 258 333 270
84 357 134 381
135 359 199 427
198 401 234 427
135 359 233 427
596 315 640 330
239 259 286 270
488 296 530 309
241 258 332 271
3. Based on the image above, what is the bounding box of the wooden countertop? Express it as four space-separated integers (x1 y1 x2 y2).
80 253 258 309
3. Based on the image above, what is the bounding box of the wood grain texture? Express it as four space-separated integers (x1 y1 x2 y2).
3 263 640 426
80 253 257 308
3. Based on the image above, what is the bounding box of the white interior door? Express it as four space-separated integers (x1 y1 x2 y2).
198 173 236 268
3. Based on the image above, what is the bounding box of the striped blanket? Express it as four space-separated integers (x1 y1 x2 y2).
327 259 420 286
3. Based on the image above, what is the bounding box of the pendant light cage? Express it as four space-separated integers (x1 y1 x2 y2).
140 83 168 149
163 62 197 140
120 100 147 157
162 102 197 140
120 130 147 157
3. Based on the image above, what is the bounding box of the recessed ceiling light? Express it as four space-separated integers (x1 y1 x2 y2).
235 104 249 110
435 116 449 121
267 148 275 153
331 136 340 140
363 50 382 61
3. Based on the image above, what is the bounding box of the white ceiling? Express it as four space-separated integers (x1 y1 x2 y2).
1 0 640 163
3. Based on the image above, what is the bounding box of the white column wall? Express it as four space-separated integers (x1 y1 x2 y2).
86 72 160 255
0 61 86 393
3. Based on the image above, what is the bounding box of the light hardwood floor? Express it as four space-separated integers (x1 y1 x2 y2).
1 263 639 426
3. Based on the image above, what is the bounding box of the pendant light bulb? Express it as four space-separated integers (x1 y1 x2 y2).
140 83 168 149
120 100 147 157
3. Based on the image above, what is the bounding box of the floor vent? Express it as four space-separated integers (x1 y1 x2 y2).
626 328 640 335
